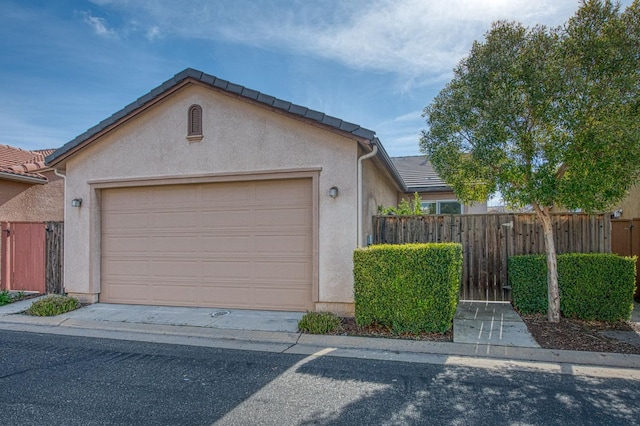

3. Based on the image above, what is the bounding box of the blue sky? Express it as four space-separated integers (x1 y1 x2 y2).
0 0 634 157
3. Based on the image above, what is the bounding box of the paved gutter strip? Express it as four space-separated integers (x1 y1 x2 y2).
1 317 639 370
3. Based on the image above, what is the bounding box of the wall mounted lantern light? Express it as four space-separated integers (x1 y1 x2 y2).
329 186 339 198
71 198 82 208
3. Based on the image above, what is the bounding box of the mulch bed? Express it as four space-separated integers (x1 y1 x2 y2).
331 317 452 342
520 313 640 355
329 313 640 355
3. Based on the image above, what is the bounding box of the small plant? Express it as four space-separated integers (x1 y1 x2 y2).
0 290 33 306
25 295 80 316
0 290 11 306
378 192 423 215
298 311 341 334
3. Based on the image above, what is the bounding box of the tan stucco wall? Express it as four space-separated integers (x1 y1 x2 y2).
398 191 487 214
362 154 399 243
0 171 64 222
615 183 640 219
61 83 373 311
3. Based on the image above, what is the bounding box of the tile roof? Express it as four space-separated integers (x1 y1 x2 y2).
0 144 50 183
46 68 379 167
45 68 424 192
390 156 451 192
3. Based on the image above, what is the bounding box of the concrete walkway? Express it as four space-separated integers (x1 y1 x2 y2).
1 296 639 370
454 301 540 348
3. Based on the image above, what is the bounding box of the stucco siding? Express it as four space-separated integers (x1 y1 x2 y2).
62 84 361 308
615 183 640 219
362 155 399 244
0 172 64 222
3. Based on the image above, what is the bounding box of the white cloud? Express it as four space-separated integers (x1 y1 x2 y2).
86 0 598 82
82 12 118 38
146 25 161 41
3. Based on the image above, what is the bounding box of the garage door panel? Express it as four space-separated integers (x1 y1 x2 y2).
149 285 200 305
103 235 150 253
103 212 150 230
103 258 150 277
151 235 201 253
201 260 252 279
254 234 309 254
152 210 200 228
200 236 251 253
150 186 199 206
254 288 310 310
152 260 199 278
199 286 254 307
103 188 151 209
255 208 310 227
104 283 149 304
101 178 313 311
254 260 310 281
199 184 252 203
255 179 307 201
198 209 253 227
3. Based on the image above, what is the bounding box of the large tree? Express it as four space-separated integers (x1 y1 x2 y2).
420 0 640 322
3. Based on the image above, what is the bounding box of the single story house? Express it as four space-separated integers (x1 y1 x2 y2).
391 156 487 214
46 68 473 314
0 145 63 222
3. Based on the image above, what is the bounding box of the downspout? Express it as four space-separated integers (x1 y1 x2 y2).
357 143 378 247
54 169 66 180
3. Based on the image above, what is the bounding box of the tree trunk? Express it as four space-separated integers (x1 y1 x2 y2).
533 205 560 322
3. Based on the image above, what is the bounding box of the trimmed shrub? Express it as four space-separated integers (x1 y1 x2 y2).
509 253 636 321
353 243 462 334
298 311 341 334
25 295 80 316
508 255 549 314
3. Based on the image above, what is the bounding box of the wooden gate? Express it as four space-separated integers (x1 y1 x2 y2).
611 218 640 300
1 222 46 293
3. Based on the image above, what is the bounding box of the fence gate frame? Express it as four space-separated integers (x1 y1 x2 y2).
0 221 64 294
373 213 611 301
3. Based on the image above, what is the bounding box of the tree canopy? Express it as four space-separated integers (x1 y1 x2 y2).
420 0 640 321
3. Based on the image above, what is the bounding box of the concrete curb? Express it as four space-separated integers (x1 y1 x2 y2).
1 314 639 370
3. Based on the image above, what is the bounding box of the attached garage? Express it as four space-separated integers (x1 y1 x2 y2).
46 68 403 314
100 178 314 311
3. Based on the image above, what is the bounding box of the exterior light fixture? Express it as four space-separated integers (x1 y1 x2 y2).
71 198 82 207
329 186 339 198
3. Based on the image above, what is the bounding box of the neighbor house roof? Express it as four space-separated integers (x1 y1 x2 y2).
390 156 452 193
45 68 403 185
0 144 50 184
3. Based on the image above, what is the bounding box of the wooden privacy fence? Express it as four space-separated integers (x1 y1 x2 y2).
0 221 64 294
45 222 64 294
373 213 611 301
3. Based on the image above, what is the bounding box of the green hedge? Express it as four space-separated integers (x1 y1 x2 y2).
353 243 462 333
509 253 636 321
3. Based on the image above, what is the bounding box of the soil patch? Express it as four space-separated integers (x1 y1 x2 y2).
331 313 640 355
520 313 640 355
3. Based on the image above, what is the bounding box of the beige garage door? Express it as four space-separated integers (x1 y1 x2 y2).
101 178 313 311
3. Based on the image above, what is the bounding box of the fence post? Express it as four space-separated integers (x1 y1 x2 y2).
45 221 64 294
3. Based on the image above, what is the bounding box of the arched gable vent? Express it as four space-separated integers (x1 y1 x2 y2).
188 104 203 136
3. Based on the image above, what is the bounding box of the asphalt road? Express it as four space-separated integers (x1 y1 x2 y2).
1 330 639 426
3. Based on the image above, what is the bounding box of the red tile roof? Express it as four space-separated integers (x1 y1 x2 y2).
0 144 53 182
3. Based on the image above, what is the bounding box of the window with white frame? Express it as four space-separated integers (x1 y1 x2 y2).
421 200 462 214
